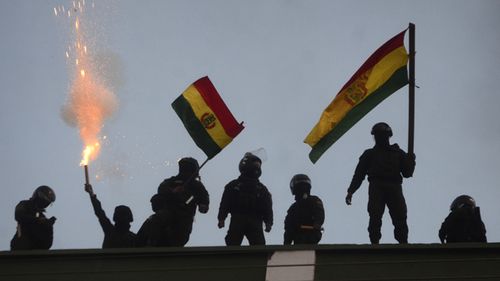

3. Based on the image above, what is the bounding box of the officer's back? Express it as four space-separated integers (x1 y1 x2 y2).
439 195 487 243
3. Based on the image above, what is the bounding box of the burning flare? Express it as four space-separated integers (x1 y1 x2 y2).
80 143 100 166
58 1 118 167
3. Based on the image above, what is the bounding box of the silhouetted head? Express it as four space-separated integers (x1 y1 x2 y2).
31 185 56 209
178 157 199 179
150 193 166 213
239 152 262 179
371 122 392 146
450 195 476 212
290 174 311 199
113 205 133 224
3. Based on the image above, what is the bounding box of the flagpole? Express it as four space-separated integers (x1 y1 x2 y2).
199 158 209 170
184 157 210 205
408 23 416 155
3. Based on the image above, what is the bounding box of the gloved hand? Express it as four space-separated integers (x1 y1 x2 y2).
198 204 209 214
47 216 57 225
84 184 94 196
264 223 272 233
409 152 416 161
345 192 353 205
217 220 225 229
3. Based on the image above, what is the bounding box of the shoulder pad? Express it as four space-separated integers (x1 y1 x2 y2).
362 148 374 156
257 182 269 192
162 176 176 183
315 198 323 206
225 179 240 190
310 195 323 204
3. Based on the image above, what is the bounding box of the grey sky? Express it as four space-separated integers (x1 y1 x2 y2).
1 0 499 250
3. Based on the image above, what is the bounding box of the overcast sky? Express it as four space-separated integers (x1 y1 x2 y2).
1 0 499 250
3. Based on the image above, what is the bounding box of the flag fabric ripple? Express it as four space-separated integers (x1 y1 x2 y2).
305 30 409 163
172 76 244 159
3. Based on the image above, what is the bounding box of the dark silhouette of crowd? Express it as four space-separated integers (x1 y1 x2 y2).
10 123 488 250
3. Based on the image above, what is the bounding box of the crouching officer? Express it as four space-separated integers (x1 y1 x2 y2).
158 157 209 246
11 186 56 250
218 153 273 245
85 184 136 248
284 174 325 245
345 122 415 244
439 195 487 243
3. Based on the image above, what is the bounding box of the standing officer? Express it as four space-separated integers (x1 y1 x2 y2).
85 184 136 248
218 152 273 245
11 186 56 250
284 174 324 245
439 195 487 243
345 122 415 244
157 157 209 246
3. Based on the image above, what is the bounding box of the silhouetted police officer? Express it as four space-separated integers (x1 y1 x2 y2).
136 193 173 247
439 195 487 243
85 184 136 248
284 174 324 245
218 153 273 245
157 157 209 246
11 186 56 250
345 122 415 244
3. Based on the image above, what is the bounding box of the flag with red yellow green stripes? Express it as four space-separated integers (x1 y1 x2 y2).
172 76 244 159
305 30 409 163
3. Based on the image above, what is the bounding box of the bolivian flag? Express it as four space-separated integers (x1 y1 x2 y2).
172 76 244 159
305 30 409 163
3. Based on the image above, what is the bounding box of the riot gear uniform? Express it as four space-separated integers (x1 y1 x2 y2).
10 186 56 250
284 174 324 245
439 195 487 243
346 123 415 244
157 157 209 246
218 153 273 245
85 184 136 248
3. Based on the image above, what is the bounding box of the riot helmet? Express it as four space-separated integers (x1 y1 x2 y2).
290 174 311 197
150 193 166 212
113 205 133 224
178 157 199 179
239 152 262 178
31 185 56 209
450 195 476 212
371 122 393 137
